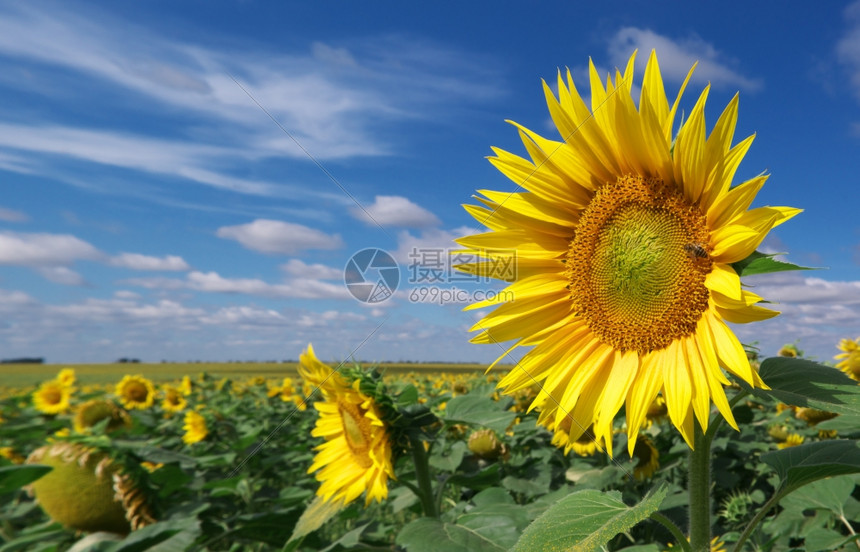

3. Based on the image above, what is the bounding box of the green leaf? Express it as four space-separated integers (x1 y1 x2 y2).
397 500 530 552
397 384 419 406
761 440 860 491
101 517 201 552
288 495 345 543
511 485 668 552
0 465 52 495
442 395 517 435
429 440 467 471
779 475 855 518
747 357 860 416
731 251 813 277
816 414 860 435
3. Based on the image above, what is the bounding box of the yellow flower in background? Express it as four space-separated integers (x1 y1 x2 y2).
304 361 394 506
0 446 25 464
457 50 799 456
161 386 187 413
632 436 660 481
180 375 193 395
115 375 155 410
182 411 208 445
141 461 163 473
777 433 804 449
33 380 72 415
835 337 860 381
57 368 76 387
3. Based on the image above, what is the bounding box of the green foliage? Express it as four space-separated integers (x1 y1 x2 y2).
748 356 860 416
731 250 814 277
1 356 858 551
511 486 667 552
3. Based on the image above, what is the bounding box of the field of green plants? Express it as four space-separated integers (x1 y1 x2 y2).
1 345 859 552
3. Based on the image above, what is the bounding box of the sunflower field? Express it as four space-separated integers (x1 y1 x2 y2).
1 341 859 552
3 50 860 552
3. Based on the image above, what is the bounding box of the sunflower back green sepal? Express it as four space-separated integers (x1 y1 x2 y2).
731 250 814 277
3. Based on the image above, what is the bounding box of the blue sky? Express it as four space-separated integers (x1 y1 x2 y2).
1 1 859 365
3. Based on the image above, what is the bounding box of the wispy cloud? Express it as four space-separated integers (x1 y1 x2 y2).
838 1 860 102
0 206 29 222
122 269 351 300
606 28 763 91
0 3 503 209
110 253 190 271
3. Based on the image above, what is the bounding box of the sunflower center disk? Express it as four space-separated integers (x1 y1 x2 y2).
567 175 712 354
339 401 373 468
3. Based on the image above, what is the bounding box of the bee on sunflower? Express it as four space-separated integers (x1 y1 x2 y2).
457 50 799 456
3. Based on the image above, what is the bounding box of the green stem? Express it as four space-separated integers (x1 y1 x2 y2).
689 422 712 552
410 436 438 518
732 488 787 552
651 512 691 552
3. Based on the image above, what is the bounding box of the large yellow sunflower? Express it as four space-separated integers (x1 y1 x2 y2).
457 50 799 456
835 337 860 381
300 346 393 506
115 375 156 410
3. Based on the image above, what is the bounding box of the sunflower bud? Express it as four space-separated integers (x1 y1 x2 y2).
26 443 155 533
468 429 505 460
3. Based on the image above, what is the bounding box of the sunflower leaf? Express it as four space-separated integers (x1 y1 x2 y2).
442 394 517 435
761 440 860 491
730 250 813 277
0 465 52 495
747 357 860 416
510 485 667 552
396 500 530 552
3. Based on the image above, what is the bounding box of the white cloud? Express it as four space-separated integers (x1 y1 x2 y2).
0 206 28 222
351 195 441 228
607 28 763 91
730 272 860 361
0 231 103 266
216 219 343 254
110 253 190 271
123 269 350 300
37 266 86 286
281 258 342 280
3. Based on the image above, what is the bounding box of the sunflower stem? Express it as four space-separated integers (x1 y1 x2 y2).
689 422 712 552
650 512 691 552
409 435 438 518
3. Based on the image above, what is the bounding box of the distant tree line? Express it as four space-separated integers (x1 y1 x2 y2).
1 357 44 364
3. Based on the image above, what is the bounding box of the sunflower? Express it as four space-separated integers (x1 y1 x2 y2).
179 375 193 396
33 380 72 415
298 344 349 398
632 436 660 480
302 346 393 506
835 337 860 381
73 399 132 433
457 50 799 456
161 386 187 413
57 368 76 387
115 375 155 410
182 411 208 445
